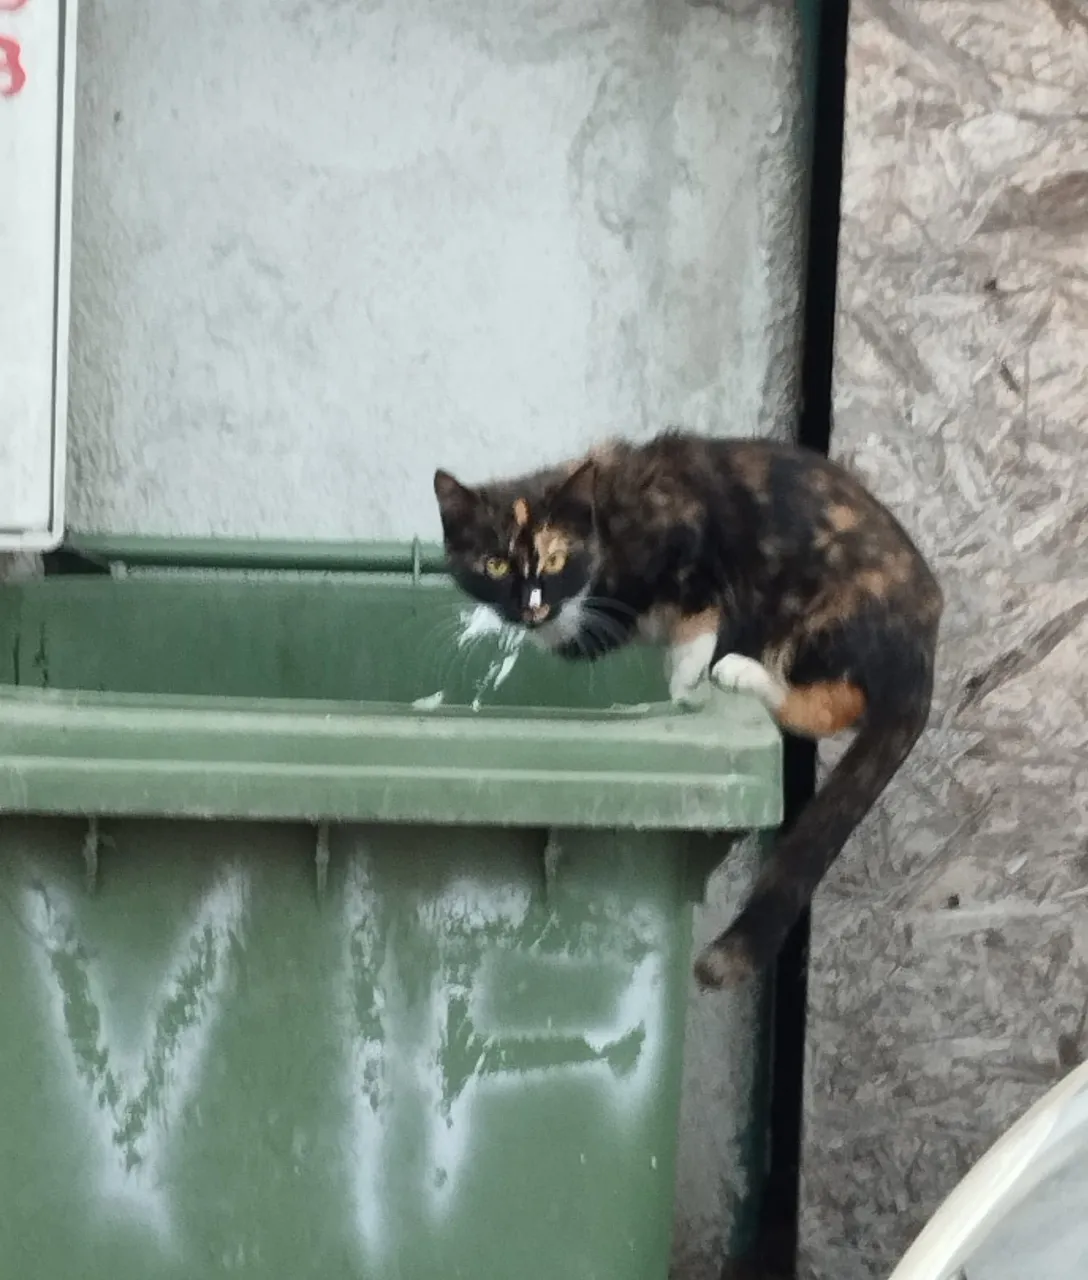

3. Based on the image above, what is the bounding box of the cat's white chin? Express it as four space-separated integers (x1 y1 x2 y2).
526 589 589 652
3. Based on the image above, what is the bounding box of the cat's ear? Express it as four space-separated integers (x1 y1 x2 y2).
549 459 596 525
433 469 479 531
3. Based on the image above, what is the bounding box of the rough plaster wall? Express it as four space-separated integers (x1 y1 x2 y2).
66 0 801 544
54 2 804 1277
801 4 1088 1278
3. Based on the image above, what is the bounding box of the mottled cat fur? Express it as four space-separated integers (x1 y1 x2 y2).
434 430 942 988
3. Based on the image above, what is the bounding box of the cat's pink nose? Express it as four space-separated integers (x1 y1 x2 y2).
522 604 551 625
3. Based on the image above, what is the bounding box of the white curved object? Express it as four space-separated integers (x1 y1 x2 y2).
889 1059 1088 1279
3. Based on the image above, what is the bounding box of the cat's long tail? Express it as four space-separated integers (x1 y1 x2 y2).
693 658 935 990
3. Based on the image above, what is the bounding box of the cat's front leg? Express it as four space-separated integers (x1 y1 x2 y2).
709 653 788 710
665 608 723 706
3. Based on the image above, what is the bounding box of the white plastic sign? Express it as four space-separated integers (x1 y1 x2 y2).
0 0 76 549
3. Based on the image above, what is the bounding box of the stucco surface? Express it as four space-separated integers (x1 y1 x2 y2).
65 0 802 546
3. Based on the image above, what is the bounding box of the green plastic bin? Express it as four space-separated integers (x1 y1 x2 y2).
0 546 781 1279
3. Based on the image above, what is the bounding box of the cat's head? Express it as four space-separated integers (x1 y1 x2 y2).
432 459 599 649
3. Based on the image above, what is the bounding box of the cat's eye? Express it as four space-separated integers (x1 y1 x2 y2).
484 557 510 579
541 549 568 575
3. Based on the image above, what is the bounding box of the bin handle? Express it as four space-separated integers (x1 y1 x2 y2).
54 536 449 577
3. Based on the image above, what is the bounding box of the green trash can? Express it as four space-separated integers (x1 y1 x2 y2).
0 542 781 1279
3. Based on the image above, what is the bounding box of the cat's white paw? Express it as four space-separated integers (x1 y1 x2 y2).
710 653 786 710
667 633 716 706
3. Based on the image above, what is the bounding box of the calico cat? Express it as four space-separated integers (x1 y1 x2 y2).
433 430 942 988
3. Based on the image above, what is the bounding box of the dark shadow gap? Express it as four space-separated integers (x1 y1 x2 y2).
746 2 850 1278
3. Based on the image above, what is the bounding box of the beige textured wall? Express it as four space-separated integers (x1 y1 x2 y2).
801 3 1088 1277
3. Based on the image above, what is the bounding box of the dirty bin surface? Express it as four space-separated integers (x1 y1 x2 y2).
0 567 781 1278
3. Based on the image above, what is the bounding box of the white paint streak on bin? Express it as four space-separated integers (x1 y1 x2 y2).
22 867 249 1243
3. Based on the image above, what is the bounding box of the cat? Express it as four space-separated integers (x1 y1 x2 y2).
433 429 942 988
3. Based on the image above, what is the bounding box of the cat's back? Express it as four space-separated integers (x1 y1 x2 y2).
608 431 941 609
608 430 870 502
613 430 902 531
716 435 941 608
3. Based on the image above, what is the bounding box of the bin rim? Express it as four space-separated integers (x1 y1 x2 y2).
5 538 784 829
0 683 783 830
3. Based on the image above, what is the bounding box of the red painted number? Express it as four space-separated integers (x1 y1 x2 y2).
0 35 25 97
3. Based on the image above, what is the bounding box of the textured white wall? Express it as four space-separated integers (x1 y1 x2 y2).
60 0 803 1274
66 0 802 543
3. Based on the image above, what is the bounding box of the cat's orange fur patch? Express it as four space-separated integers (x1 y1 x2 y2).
730 446 770 491
776 680 866 738
857 568 890 598
565 441 618 473
670 607 721 644
826 503 860 532
512 498 530 528
533 525 570 562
